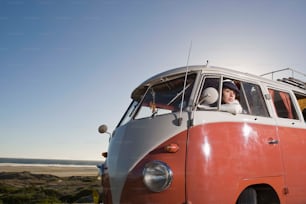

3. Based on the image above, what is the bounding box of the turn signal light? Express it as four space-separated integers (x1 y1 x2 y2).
102 152 108 158
165 143 179 153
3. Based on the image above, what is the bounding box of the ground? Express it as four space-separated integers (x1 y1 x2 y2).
0 168 103 204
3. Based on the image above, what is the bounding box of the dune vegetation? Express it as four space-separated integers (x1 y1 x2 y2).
0 171 102 204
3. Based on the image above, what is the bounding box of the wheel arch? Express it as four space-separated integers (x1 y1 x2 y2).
236 183 281 204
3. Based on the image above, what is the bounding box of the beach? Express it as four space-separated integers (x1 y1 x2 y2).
0 165 103 203
0 164 99 177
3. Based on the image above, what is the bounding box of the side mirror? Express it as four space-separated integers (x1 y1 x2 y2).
98 124 112 141
98 124 108 134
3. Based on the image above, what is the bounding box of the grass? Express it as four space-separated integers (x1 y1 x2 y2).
0 171 103 204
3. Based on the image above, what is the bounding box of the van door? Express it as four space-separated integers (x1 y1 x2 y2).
185 78 285 203
269 88 306 202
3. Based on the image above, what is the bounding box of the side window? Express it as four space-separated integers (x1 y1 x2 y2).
268 89 298 119
294 92 306 122
197 77 270 117
241 82 269 117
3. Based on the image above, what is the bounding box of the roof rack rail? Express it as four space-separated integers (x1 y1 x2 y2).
260 68 306 90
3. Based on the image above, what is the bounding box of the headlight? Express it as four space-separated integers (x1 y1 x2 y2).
143 160 173 192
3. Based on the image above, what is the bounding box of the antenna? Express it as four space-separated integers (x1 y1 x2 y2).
178 41 192 126
205 60 209 66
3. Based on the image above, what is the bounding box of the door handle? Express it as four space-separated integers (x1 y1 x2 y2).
267 138 279 144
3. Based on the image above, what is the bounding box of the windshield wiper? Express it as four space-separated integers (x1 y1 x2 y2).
167 83 191 105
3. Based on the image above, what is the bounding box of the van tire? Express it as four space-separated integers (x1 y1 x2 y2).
236 187 257 204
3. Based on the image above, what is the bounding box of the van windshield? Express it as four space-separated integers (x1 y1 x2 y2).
118 73 196 126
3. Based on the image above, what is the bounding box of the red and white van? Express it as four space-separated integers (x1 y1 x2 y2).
99 65 306 204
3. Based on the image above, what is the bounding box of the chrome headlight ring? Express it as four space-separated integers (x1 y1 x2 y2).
142 160 173 192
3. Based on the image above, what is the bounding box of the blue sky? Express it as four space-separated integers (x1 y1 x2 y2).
1 0 306 160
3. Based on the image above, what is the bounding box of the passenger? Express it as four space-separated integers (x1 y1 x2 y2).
220 79 243 114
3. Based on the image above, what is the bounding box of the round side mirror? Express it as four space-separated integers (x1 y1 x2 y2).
98 124 108 134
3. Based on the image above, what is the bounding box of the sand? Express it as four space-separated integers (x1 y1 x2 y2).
0 165 99 177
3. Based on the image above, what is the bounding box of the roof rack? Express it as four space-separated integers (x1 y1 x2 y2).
261 68 306 90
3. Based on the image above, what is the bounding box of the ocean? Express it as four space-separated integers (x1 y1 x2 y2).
0 157 102 167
